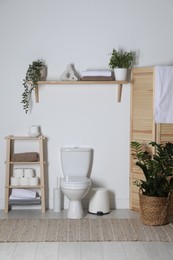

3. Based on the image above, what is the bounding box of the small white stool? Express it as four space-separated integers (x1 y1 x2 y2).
88 187 110 215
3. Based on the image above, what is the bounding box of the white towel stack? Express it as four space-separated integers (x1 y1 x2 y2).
81 70 112 77
11 168 39 187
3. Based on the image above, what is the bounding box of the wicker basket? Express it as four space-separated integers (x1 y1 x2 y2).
139 190 170 226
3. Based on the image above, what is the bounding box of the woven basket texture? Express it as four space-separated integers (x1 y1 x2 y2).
139 191 169 226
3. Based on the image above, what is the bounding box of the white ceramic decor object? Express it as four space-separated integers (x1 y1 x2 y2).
13 168 24 178
11 177 20 186
60 64 80 81
24 168 34 178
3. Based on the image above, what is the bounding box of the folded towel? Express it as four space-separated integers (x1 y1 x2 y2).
9 195 40 200
11 152 39 162
82 70 112 77
11 189 37 199
9 197 41 205
81 76 114 81
155 66 173 123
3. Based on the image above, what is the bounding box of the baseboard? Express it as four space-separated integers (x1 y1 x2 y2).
0 198 129 210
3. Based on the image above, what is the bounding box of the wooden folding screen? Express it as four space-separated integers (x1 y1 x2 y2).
130 67 173 215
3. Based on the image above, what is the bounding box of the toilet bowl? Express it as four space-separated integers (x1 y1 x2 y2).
60 147 92 219
61 176 91 219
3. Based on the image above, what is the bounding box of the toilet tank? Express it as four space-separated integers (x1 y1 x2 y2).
60 147 92 177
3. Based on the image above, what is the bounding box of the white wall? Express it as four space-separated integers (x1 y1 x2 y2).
0 0 173 210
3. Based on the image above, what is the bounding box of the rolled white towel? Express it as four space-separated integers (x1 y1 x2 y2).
13 168 24 178
19 177 29 186
11 189 37 199
29 177 39 186
11 177 20 186
24 168 34 178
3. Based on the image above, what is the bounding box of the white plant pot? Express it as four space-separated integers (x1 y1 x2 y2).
114 68 127 81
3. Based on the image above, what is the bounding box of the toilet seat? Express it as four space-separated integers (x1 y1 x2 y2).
61 176 91 190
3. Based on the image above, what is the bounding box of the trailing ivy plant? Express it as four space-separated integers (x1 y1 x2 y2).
21 60 45 113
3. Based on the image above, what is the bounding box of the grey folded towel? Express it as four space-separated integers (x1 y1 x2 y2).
11 152 39 162
81 75 115 81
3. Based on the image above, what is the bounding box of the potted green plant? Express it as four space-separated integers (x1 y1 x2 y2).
21 60 47 113
131 140 173 225
109 49 135 81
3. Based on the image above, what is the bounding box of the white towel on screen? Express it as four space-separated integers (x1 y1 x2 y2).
155 66 173 123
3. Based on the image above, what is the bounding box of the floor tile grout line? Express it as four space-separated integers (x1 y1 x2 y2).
33 242 39 260
8 242 18 259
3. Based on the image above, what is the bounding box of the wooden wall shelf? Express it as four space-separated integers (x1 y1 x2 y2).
36 80 127 85
32 80 128 103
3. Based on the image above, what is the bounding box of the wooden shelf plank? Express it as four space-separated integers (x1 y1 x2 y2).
9 162 40 165
8 185 41 188
5 135 45 140
28 80 129 102
9 199 41 205
36 80 128 85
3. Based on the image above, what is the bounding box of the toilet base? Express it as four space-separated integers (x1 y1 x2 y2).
67 200 83 219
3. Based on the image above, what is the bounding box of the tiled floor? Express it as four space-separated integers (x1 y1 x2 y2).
0 209 173 260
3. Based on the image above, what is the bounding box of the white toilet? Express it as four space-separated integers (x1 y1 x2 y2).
60 147 92 219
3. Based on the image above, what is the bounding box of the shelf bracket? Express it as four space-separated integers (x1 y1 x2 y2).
117 84 123 102
35 87 39 103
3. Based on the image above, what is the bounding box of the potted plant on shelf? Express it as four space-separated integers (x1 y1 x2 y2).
109 49 135 81
21 60 47 113
131 140 173 226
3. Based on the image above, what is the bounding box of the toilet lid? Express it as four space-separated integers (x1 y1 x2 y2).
61 176 90 184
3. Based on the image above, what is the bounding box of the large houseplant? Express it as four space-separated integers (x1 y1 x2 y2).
21 60 47 113
131 140 173 225
109 49 135 80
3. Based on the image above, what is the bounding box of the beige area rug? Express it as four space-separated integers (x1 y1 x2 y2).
0 218 173 243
